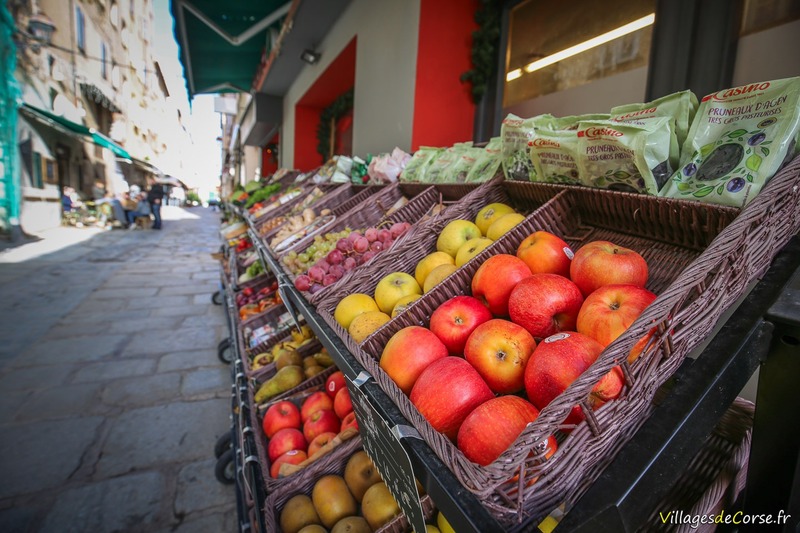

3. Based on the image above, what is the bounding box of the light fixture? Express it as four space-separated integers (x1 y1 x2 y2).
27 12 57 46
506 13 655 82
300 49 321 65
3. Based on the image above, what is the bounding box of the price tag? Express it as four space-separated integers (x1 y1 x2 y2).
347 372 427 533
277 283 303 331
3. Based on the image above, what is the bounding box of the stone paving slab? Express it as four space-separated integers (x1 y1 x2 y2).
107 315 184 334
175 459 235 515
181 367 231 399
157 349 220 373
122 325 221 355
149 304 214 318
124 295 193 310
71 358 157 384
0 417 104 499
100 373 183 408
39 471 165 533
13 335 129 367
0 363 79 392
182 310 227 328
22 383 105 421
94 399 229 478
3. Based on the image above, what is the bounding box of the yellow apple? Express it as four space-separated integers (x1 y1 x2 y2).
334 293 380 329
374 272 422 314
437 512 456 533
436 220 482 257
475 203 515 235
348 311 391 343
391 294 421 317
486 212 526 241
414 251 455 287
455 237 493 267
423 263 459 293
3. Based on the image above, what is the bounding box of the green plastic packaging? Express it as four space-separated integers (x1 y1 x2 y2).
466 137 503 183
426 143 472 183
577 117 678 194
611 90 699 147
400 147 442 182
529 129 581 185
663 77 800 207
500 114 554 181
443 146 484 183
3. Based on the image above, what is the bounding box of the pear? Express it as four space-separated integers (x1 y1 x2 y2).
297 526 327 533
344 451 383 503
331 516 371 533
280 494 322 533
305 365 326 379
361 481 400 530
302 356 317 370
275 349 302 370
254 365 304 403
313 349 335 368
311 475 357 528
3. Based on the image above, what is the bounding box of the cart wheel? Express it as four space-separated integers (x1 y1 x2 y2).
215 449 236 485
214 431 233 459
211 290 224 306
218 338 234 364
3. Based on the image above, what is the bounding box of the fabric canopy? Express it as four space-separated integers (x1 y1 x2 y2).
20 103 131 160
171 0 291 97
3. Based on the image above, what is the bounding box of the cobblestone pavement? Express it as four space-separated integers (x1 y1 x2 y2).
0 207 237 532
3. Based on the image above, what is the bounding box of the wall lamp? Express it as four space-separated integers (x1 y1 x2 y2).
300 49 321 65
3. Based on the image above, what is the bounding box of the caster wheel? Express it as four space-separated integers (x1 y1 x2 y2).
218 338 233 364
214 431 233 459
211 290 224 306
215 449 236 485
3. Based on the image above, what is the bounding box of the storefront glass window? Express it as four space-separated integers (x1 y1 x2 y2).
504 0 655 108
740 0 800 35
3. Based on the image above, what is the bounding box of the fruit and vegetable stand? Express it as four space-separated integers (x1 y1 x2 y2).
211 78 800 532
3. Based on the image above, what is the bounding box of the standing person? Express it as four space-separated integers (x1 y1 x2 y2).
147 179 165 230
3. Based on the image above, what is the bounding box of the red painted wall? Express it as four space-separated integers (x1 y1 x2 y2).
294 105 323 170
411 0 478 151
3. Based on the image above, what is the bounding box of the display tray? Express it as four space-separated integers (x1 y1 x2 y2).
247 371 361 492
237 303 296 371
315 176 567 354
264 435 437 533
316 155 800 526
250 182 343 228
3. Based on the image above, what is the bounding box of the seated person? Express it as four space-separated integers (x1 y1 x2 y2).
126 192 152 228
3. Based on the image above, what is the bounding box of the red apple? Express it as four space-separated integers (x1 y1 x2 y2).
340 411 359 433
457 395 553 466
471 254 532 316
508 274 584 339
261 400 302 438
380 326 449 395
333 387 353 419
326 371 347 399
429 296 493 355
409 357 495 441
303 409 341 442
267 427 307 462
307 431 337 456
464 319 536 394
524 332 624 426
516 231 573 278
300 391 334 422
569 241 648 297
270 449 307 478
577 284 657 363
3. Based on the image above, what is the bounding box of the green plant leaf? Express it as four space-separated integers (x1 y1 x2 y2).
717 183 725 195
694 186 715 197
727 129 748 138
676 182 692 192
761 147 770 156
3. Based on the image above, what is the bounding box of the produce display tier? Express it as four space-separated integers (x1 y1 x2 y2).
231 184 800 532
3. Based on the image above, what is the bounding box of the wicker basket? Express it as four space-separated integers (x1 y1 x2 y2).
264 436 437 533
640 397 754 533
320 155 800 526
251 183 343 228
315 177 568 354
237 304 296 366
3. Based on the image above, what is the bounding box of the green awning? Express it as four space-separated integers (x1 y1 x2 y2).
171 0 291 98
20 103 132 160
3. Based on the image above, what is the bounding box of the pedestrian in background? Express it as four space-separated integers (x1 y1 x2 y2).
147 179 165 230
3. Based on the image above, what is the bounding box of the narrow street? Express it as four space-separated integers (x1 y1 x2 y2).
0 206 237 532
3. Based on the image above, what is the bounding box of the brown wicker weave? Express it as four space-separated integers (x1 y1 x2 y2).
314 177 567 354
263 436 436 533
398 182 483 201
318 155 800 526
640 397 754 533
252 183 343 229
237 304 295 375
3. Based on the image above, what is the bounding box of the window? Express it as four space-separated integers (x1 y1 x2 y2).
44 159 57 185
504 0 655 107
129 0 135 20
740 0 800 35
32 152 43 188
101 42 108 79
76 7 85 52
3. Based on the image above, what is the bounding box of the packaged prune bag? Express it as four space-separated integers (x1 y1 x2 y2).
611 90 699 147
400 147 442 182
426 143 472 183
529 129 581 185
546 113 610 131
501 114 554 181
576 117 678 194
443 146 484 183
663 77 800 207
466 137 503 183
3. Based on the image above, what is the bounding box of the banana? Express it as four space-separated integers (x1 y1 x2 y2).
301 325 313 340
251 352 273 370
